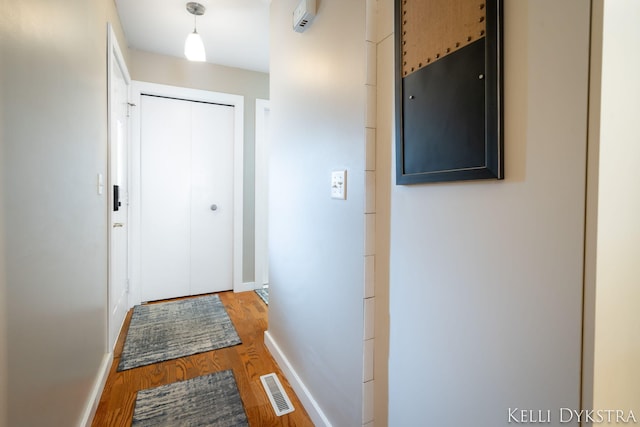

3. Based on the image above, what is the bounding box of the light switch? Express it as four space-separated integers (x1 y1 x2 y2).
331 170 347 200
97 173 104 195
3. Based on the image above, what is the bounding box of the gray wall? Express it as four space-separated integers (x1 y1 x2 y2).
128 50 269 283
381 1 591 425
268 0 366 425
0 0 127 425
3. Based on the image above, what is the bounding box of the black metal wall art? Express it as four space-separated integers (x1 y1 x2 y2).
395 0 504 184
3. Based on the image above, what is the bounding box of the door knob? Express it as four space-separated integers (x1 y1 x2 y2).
210 204 218 211
113 223 124 228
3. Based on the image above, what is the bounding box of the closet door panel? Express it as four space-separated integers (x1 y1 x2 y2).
140 95 191 301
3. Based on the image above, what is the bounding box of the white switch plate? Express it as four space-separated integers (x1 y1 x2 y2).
97 173 104 195
331 170 347 200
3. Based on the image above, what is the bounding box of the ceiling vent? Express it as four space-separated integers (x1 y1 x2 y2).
293 0 316 33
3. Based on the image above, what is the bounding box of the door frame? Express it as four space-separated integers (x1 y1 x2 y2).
254 99 270 288
129 81 245 304
107 23 131 351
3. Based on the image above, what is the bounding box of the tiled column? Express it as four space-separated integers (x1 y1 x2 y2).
363 0 377 425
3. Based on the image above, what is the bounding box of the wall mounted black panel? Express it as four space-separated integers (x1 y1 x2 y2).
402 39 485 174
395 0 503 185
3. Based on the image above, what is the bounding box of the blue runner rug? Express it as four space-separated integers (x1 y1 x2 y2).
118 294 241 371
132 370 249 426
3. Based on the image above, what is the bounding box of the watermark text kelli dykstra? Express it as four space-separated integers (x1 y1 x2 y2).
508 408 638 424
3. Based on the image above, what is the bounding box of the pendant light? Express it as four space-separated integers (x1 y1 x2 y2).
184 2 206 62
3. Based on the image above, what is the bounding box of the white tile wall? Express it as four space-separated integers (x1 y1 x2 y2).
363 0 378 424
366 41 377 86
363 338 374 382
362 380 375 424
365 128 377 171
364 214 376 256
366 0 378 42
364 297 375 340
365 171 376 213
366 84 377 128
364 255 375 298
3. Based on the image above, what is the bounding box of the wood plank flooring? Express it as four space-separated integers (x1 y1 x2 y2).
92 290 314 427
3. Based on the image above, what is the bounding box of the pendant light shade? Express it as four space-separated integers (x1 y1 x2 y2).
185 30 206 62
185 2 206 62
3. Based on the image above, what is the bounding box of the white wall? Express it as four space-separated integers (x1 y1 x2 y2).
590 0 640 412
0 1 127 425
128 50 269 283
267 0 366 425
381 1 591 425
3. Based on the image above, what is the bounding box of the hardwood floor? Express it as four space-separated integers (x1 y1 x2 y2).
92 290 314 427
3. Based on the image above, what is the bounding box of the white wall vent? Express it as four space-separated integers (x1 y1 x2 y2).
260 373 295 416
293 0 316 33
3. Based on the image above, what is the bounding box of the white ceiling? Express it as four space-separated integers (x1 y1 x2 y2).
115 0 271 73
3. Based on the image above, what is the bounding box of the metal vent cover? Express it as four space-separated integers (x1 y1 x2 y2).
260 373 295 416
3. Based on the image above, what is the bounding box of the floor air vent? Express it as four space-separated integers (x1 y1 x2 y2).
260 373 295 416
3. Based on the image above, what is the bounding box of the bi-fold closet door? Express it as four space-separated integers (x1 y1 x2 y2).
140 94 234 302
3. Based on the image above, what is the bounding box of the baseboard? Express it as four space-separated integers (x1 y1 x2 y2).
77 352 113 427
235 281 257 293
264 331 333 427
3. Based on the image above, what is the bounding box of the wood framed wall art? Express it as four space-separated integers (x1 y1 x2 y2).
395 0 504 184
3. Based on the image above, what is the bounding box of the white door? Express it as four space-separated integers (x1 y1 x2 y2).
140 95 234 301
108 25 130 351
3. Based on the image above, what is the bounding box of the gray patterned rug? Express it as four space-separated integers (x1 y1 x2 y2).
132 370 249 427
118 294 241 371
255 288 268 305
